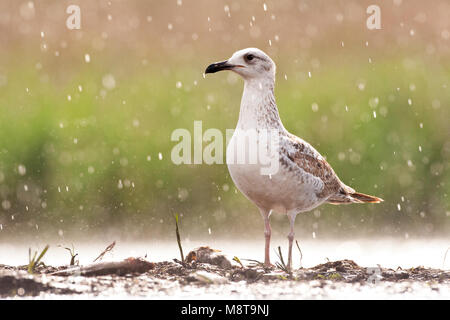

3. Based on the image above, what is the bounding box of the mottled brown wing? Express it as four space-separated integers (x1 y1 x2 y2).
285 137 343 199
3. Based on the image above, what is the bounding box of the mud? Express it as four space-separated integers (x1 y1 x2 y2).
1 246 449 299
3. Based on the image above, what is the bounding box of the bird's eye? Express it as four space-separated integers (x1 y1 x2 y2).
246 54 254 61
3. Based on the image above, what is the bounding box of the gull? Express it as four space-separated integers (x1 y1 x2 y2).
205 48 383 271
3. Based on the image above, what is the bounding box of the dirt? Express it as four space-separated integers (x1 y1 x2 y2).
0 246 449 299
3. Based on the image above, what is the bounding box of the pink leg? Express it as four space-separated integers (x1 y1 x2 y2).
260 209 272 266
287 213 296 272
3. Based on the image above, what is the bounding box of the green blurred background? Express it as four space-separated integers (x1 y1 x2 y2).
0 0 449 241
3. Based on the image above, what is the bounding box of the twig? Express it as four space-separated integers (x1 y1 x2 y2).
241 258 265 268
58 244 79 266
443 247 450 269
295 240 303 268
93 241 116 262
275 246 289 273
51 258 155 277
175 214 184 263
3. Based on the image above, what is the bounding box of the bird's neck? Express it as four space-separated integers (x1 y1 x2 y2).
237 78 284 130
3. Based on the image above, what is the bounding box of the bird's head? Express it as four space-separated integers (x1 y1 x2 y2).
205 48 275 81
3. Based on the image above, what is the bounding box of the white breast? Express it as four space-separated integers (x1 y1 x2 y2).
226 131 324 214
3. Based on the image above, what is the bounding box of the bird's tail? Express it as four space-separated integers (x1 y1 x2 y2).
327 189 383 205
348 192 384 203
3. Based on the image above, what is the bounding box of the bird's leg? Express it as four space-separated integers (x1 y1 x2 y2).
287 213 297 272
259 209 272 267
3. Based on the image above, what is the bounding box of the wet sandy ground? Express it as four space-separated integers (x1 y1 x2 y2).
1 238 449 269
1 244 449 299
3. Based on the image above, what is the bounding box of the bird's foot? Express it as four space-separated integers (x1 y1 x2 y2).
263 262 276 270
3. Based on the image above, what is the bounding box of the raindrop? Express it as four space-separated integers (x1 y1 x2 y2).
102 74 116 90
158 152 163 160
18 164 26 176
2 200 11 210
369 97 379 108
84 54 91 63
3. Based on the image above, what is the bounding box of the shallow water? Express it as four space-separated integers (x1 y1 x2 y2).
1 238 449 270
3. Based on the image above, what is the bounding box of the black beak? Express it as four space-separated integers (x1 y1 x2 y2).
205 60 235 74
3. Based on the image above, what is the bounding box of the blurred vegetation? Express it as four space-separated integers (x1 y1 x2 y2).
0 0 449 240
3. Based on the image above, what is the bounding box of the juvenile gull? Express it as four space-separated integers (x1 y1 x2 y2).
205 48 383 270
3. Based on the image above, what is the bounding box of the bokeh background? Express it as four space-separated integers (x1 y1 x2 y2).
0 0 449 242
